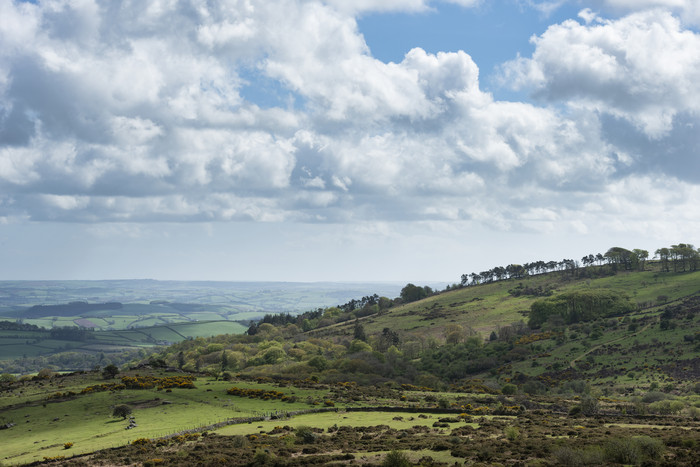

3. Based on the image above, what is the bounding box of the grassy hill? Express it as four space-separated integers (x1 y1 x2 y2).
1 260 699 465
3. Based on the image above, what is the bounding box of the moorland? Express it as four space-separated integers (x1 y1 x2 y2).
0 245 699 466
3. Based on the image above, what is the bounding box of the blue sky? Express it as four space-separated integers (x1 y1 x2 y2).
359 1 581 88
0 0 699 282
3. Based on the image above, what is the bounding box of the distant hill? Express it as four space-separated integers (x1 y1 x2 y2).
141 260 699 393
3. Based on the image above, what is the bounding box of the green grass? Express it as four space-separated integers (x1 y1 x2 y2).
215 410 479 435
0 375 329 465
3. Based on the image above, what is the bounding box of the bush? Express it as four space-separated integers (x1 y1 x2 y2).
501 383 517 395
37 368 55 379
382 450 411 467
504 426 519 441
633 436 664 460
63 442 73 449
604 438 641 464
641 391 669 403
294 425 317 444
252 449 273 465
554 447 604 466
580 395 599 416
0 373 16 383
649 399 684 415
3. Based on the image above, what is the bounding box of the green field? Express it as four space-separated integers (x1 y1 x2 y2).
0 373 332 465
0 321 249 369
1 368 697 466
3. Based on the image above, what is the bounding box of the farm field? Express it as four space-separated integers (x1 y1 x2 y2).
0 280 405 315
0 321 249 366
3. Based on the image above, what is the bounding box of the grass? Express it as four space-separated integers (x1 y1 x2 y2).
215 411 479 436
316 269 700 345
0 374 330 465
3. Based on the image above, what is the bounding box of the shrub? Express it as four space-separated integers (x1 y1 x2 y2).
504 426 519 441
294 425 317 444
37 368 55 379
63 442 73 449
642 391 669 403
554 447 604 466
580 395 599 416
604 438 641 464
382 450 411 467
252 449 273 465
649 400 684 415
501 383 517 395
633 436 664 460
0 373 16 383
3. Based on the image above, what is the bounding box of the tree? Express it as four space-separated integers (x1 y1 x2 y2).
377 327 400 352
353 320 367 341
655 247 670 272
400 283 427 303
102 364 119 380
177 351 185 370
112 404 132 420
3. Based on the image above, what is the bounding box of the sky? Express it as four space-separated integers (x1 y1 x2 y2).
0 0 699 283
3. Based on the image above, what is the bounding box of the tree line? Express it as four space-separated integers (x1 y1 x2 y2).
459 244 698 287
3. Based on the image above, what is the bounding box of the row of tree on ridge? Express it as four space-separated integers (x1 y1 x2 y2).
459 244 698 287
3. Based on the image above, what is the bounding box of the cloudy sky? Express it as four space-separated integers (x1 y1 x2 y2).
0 0 698 283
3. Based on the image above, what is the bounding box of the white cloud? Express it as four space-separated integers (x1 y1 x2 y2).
0 0 696 247
501 9 700 138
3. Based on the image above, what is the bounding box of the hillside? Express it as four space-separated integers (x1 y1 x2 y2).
111 260 700 400
1 252 699 465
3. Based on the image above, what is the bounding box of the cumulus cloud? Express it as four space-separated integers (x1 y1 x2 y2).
0 0 697 239
502 9 700 139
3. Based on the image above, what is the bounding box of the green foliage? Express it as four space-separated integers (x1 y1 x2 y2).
294 425 317 444
553 446 604 466
604 438 642 464
400 283 429 303
348 339 372 353
501 383 517 395
504 426 520 441
602 436 665 464
580 395 599 416
529 289 636 328
112 404 132 419
382 450 412 467
633 436 665 460
307 356 328 371
101 364 119 380
0 372 16 383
